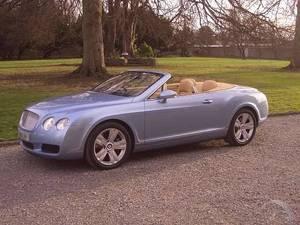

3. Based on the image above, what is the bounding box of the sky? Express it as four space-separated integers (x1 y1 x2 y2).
155 0 297 29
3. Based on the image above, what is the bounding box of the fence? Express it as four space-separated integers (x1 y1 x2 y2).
192 45 292 60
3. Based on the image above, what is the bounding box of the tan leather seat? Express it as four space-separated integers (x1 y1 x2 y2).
202 80 218 92
195 82 203 92
168 81 235 93
177 79 198 95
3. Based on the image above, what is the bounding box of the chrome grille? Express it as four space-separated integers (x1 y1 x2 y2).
20 111 39 130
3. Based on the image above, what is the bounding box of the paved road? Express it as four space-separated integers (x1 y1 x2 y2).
0 115 299 225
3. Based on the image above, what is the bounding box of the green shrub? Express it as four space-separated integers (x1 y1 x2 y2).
137 42 154 57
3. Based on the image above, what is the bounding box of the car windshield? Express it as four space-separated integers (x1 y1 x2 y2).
92 71 162 97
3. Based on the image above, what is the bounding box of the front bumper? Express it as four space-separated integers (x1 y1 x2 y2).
18 126 83 160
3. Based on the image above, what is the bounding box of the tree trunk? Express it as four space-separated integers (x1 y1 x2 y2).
106 0 120 56
122 0 129 54
121 0 138 56
290 0 300 68
79 0 106 76
129 17 137 55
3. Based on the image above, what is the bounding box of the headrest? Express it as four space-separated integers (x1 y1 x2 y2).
202 80 218 92
178 79 197 94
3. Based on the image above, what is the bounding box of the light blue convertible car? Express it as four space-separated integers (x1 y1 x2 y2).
18 70 268 169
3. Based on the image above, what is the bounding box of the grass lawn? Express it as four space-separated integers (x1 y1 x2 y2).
1 57 299 140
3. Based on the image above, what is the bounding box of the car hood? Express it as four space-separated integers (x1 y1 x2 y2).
28 91 134 114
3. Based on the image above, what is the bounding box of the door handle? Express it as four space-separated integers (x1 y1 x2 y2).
202 99 213 104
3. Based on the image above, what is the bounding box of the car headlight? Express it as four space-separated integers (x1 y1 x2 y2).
43 117 55 131
56 118 70 130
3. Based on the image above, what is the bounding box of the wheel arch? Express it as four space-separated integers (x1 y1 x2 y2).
234 105 259 126
102 119 136 147
225 105 258 146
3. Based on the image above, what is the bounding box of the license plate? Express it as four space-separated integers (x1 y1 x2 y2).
19 130 30 141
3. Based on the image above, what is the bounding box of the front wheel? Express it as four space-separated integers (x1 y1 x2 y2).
226 109 257 146
85 122 132 169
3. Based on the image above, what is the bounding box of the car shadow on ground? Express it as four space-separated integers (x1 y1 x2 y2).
0 139 238 209
3 139 235 173
130 139 227 161
23 139 229 171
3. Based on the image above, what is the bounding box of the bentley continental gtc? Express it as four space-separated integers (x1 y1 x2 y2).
18 70 268 169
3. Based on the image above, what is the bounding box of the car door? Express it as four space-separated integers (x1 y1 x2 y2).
144 92 226 144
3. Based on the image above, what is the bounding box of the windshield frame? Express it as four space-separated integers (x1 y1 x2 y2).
91 71 163 97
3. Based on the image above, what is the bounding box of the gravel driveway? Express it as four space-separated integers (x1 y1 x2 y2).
0 115 299 225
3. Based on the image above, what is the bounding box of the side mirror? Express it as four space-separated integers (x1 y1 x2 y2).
159 90 177 102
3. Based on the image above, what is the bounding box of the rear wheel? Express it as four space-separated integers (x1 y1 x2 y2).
85 122 132 169
226 109 257 146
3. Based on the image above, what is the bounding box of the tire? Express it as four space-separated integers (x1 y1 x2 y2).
225 108 257 146
85 122 132 169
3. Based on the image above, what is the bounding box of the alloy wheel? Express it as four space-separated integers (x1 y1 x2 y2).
234 113 255 143
93 128 127 166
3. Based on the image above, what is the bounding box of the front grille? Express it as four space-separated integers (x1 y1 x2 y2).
20 111 39 130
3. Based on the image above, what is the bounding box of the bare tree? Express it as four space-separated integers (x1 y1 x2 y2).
78 0 106 76
180 0 299 67
0 0 82 59
105 0 121 56
104 0 173 57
